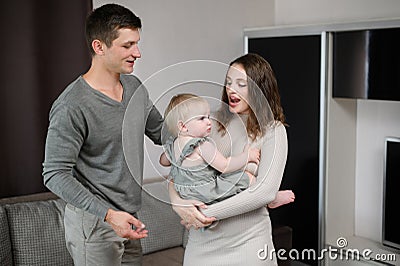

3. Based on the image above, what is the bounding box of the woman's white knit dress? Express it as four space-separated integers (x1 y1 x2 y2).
183 115 288 266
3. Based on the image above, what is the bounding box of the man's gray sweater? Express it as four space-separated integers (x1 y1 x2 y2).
42 75 163 219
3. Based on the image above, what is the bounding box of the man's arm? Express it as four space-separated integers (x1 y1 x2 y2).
42 104 112 219
145 103 164 145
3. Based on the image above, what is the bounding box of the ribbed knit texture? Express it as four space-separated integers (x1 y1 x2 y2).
203 119 287 220
183 115 288 266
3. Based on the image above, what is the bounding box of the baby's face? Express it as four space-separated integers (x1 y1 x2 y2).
183 102 212 138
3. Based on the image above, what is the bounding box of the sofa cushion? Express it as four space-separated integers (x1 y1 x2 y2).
182 228 189 248
5 198 73 266
0 206 13 265
138 181 185 254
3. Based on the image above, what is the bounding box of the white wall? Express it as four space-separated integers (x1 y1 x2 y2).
275 0 400 247
355 101 400 241
92 0 275 178
93 0 274 81
275 0 400 26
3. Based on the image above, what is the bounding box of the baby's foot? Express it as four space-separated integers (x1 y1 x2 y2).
268 190 295 209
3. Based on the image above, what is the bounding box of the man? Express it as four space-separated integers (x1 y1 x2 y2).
42 4 163 265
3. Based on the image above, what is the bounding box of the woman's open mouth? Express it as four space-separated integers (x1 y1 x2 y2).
229 95 241 107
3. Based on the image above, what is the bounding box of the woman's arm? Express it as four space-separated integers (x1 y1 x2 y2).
201 123 288 220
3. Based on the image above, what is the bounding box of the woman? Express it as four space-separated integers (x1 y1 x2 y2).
168 53 289 265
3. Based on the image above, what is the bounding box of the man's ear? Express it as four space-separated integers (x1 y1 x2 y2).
92 39 105 55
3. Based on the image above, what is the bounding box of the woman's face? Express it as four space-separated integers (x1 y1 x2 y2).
225 63 250 114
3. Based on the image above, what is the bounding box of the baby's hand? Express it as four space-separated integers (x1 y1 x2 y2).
248 147 260 164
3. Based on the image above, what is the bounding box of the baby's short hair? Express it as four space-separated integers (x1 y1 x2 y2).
164 93 208 137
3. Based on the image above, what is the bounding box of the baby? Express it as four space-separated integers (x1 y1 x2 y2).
160 93 260 204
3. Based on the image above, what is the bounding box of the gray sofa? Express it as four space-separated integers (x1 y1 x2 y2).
0 178 292 266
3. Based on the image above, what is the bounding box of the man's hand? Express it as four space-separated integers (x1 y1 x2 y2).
105 209 148 239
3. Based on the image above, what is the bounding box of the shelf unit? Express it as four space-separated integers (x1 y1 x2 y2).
244 19 400 266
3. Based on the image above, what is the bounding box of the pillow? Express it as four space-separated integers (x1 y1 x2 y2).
0 206 13 265
138 181 185 254
182 228 189 248
5 199 73 265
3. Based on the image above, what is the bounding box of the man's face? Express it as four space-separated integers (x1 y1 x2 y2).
103 28 141 74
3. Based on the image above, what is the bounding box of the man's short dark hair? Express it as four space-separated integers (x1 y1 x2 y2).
85 3 142 56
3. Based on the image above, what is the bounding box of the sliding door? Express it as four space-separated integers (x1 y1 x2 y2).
248 34 321 266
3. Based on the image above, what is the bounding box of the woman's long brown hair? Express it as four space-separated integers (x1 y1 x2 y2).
216 53 286 141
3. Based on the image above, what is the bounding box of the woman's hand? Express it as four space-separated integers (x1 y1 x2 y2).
244 144 260 164
172 199 216 230
168 182 216 229
248 147 261 164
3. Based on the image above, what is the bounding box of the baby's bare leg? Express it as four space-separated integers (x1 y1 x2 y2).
268 190 295 209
